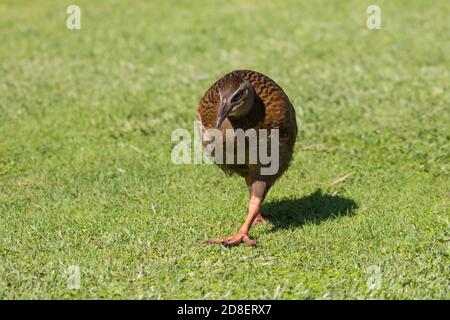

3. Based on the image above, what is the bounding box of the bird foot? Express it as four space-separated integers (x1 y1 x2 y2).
208 231 257 247
252 213 269 225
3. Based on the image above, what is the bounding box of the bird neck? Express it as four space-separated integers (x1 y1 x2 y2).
228 95 265 130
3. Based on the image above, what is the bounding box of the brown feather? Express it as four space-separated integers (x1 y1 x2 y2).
197 70 297 186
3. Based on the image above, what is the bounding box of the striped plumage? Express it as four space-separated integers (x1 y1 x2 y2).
197 70 298 246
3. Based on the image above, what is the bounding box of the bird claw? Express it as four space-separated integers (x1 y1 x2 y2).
208 232 257 247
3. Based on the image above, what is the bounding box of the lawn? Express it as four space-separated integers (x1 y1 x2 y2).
0 0 449 299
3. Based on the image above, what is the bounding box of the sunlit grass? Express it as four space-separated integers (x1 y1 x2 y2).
0 0 448 299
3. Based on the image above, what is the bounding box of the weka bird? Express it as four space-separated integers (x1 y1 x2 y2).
196 70 297 246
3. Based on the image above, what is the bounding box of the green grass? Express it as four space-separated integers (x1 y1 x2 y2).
0 0 449 299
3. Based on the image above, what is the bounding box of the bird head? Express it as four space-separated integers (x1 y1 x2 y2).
216 75 254 128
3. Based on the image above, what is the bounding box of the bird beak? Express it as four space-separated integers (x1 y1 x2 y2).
216 99 228 128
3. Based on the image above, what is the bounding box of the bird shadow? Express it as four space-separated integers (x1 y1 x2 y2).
263 189 358 231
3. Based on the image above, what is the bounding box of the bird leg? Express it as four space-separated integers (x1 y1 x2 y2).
246 177 269 225
252 213 268 225
209 181 266 247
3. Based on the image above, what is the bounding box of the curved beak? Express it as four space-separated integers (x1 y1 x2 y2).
216 98 228 128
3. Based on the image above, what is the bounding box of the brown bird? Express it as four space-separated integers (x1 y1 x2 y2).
196 70 297 246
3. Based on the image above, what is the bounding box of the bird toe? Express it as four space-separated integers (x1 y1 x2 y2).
207 235 235 244
242 235 258 246
223 233 257 247
252 213 269 225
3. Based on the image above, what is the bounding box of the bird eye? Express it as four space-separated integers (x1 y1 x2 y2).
231 91 244 103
